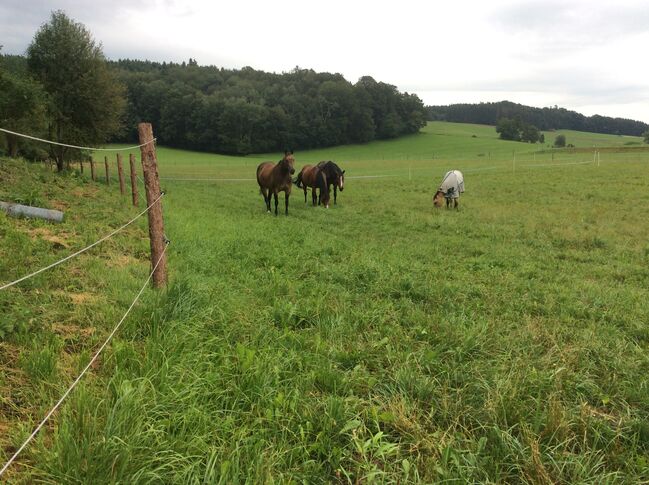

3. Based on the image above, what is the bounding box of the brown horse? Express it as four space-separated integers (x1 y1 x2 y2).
257 151 296 215
317 161 345 205
294 164 330 208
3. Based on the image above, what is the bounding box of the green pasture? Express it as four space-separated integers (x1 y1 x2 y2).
101 121 647 181
1 122 649 483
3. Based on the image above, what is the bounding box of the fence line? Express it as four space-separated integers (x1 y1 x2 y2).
155 159 600 184
519 159 594 168
0 128 155 152
346 174 397 179
0 242 170 479
159 176 256 182
0 193 165 291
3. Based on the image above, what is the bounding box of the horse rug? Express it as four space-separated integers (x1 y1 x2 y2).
438 170 465 199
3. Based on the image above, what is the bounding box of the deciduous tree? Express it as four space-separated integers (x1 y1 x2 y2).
27 11 125 171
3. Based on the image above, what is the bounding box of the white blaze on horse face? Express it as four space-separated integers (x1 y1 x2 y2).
339 176 344 190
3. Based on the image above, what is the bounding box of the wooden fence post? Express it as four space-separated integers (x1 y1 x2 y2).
129 154 138 206
90 157 96 181
104 156 110 185
117 153 125 195
79 159 84 174
138 123 167 288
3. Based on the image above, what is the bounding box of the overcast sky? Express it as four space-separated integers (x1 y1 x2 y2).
2 0 648 123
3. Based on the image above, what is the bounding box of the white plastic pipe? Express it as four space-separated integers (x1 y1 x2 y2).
0 201 64 223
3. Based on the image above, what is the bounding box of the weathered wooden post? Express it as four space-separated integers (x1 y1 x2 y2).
117 153 125 195
104 156 110 185
79 159 84 174
90 157 96 181
138 123 167 288
129 154 138 207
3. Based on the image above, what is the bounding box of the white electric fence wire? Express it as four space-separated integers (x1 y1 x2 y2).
136 175 147 189
346 174 396 179
0 193 165 291
153 157 602 184
0 242 170 479
520 160 594 168
159 177 256 182
0 128 155 152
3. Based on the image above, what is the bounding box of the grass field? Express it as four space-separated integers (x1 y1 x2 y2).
1 122 649 483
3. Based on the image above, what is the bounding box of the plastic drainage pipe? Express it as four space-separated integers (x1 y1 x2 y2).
0 201 64 223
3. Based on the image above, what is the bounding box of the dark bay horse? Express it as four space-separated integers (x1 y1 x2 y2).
317 161 345 205
294 164 330 208
257 151 296 215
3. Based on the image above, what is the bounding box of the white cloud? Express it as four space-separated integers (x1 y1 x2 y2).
2 0 648 123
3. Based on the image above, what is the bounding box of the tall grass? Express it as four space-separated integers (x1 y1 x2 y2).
1 122 649 483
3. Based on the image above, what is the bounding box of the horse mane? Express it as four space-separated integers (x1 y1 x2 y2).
319 161 343 177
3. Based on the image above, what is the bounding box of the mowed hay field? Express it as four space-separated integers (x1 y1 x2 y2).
1 122 649 483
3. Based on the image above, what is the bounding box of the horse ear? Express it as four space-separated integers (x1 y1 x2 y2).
342 170 345 174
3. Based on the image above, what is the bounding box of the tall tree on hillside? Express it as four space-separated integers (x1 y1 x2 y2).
554 134 566 148
27 11 126 171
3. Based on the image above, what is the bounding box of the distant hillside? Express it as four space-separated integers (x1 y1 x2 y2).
426 101 648 137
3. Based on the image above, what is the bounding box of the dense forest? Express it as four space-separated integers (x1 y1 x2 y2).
1 52 427 157
427 101 648 137
111 60 427 154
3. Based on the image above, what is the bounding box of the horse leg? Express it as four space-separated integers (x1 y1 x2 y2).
312 188 317 206
454 199 459 210
334 184 337 205
285 192 289 215
261 187 270 212
274 192 279 216
303 186 307 203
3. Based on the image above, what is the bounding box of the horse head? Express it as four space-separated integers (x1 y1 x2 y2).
433 190 445 208
337 168 345 191
283 150 296 175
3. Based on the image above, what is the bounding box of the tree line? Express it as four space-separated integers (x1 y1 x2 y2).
112 60 426 154
427 100 649 137
1 12 427 168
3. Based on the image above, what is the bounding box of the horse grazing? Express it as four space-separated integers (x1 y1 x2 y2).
316 161 345 205
433 170 465 209
294 164 330 208
257 151 296 215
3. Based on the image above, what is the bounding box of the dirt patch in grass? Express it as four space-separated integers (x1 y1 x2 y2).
108 254 142 268
68 292 96 305
51 323 96 339
50 199 70 211
26 227 74 249
71 186 99 198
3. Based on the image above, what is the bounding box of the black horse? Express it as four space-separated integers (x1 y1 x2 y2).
316 161 345 205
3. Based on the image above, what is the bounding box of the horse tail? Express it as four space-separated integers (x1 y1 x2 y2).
293 170 303 188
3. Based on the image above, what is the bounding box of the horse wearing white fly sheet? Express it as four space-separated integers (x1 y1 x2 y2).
433 170 465 209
